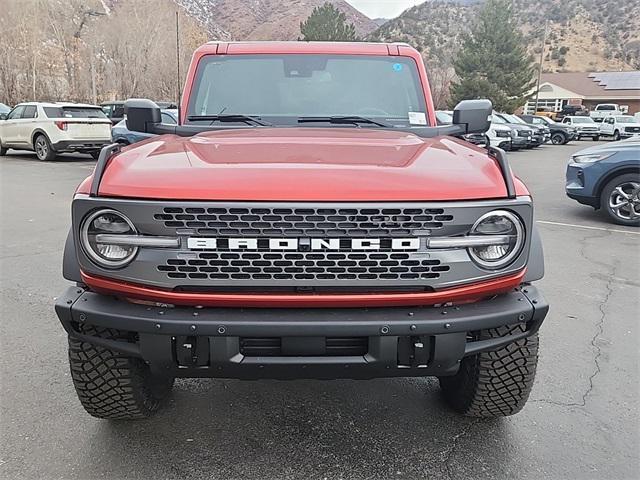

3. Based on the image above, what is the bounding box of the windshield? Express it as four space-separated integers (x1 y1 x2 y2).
491 114 506 124
571 117 595 124
187 54 428 126
597 105 616 111
615 116 635 123
503 114 526 124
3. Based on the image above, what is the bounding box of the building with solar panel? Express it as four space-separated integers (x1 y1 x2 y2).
523 71 640 116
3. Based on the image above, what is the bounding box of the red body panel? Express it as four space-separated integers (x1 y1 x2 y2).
78 128 528 201
81 270 526 308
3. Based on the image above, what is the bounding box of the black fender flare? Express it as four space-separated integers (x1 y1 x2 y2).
524 225 544 282
63 228 82 282
31 129 52 150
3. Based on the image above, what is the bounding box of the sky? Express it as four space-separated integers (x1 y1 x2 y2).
345 0 426 19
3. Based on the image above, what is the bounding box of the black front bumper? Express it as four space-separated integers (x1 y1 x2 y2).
55 286 548 380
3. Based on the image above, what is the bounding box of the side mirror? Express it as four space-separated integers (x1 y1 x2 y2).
452 99 492 134
124 98 161 133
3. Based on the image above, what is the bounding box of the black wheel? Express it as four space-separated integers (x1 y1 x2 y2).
613 130 620 141
34 133 56 161
600 173 640 226
68 325 174 420
593 136 600 141
576 135 581 141
439 324 539 417
0 139 7 156
551 132 566 145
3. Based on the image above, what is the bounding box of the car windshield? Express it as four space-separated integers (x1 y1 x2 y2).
187 54 428 126
491 114 507 124
597 105 616 111
571 117 595 124
615 116 635 123
503 114 526 124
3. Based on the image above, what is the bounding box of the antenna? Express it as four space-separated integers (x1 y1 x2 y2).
533 20 548 115
176 11 181 124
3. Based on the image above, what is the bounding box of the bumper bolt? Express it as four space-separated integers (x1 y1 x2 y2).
441 310 447 315
410 324 417 331
217 326 226 335
532 299 538 304
155 323 161 330
79 313 86 322
444 323 452 329
380 325 390 334
408 312 414 317
158 311 165 315
193 312 199 317
518 314 526 321
66 300 72 305
190 325 197 331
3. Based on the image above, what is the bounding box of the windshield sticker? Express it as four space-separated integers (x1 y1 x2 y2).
392 63 403 72
408 112 427 125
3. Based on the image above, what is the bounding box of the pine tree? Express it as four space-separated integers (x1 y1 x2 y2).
300 2 358 42
449 0 535 113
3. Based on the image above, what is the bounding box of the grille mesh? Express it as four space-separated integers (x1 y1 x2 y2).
154 206 454 237
158 252 450 281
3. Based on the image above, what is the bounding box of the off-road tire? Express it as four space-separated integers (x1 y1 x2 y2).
593 135 600 141
439 324 539 417
551 132 566 145
600 173 640 226
0 140 7 156
34 133 56 161
613 130 620 141
68 325 174 420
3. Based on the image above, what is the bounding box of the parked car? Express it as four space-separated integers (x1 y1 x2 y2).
100 101 125 125
556 104 588 121
590 103 628 123
519 114 576 145
598 115 640 141
55 41 548 421
491 113 532 149
499 113 549 145
111 109 178 145
566 138 640 226
561 116 600 141
0 103 10 120
0 102 112 161
435 110 486 146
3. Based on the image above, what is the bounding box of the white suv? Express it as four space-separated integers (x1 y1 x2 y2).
0 102 112 161
599 115 640 141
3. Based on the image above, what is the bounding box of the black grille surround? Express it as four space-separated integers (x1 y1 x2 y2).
72 197 534 291
154 206 454 237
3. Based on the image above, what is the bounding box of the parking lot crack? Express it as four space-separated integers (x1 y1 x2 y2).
440 419 481 480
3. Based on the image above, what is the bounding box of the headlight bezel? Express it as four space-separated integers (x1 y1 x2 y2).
467 210 525 270
571 152 614 163
80 208 138 269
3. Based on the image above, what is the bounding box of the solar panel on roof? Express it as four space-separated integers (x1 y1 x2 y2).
589 71 640 90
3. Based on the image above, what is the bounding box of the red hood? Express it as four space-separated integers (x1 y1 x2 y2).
86 128 527 201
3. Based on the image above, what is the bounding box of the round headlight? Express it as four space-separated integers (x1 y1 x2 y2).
468 210 524 270
80 209 137 268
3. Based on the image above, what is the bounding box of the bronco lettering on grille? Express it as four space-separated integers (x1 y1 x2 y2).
187 237 421 251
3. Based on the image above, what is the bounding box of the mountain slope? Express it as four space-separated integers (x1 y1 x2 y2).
370 0 640 72
175 0 379 40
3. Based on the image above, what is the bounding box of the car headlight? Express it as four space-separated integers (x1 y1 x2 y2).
80 209 138 268
468 210 524 270
495 130 511 138
571 152 614 163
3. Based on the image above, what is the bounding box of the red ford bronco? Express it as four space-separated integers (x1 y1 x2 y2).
55 42 548 420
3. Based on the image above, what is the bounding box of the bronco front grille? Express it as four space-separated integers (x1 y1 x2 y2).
154 206 454 237
158 251 450 281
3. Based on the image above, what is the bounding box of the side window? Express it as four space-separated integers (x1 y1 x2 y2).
22 106 37 118
113 105 125 117
101 105 112 116
161 113 177 124
531 117 541 124
7 105 25 120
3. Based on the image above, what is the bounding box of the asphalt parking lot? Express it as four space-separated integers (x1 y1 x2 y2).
1 141 638 480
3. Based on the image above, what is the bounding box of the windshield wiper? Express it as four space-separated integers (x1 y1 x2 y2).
298 116 392 128
187 114 271 126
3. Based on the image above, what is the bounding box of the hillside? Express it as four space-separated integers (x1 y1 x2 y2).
175 0 379 40
370 0 640 72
